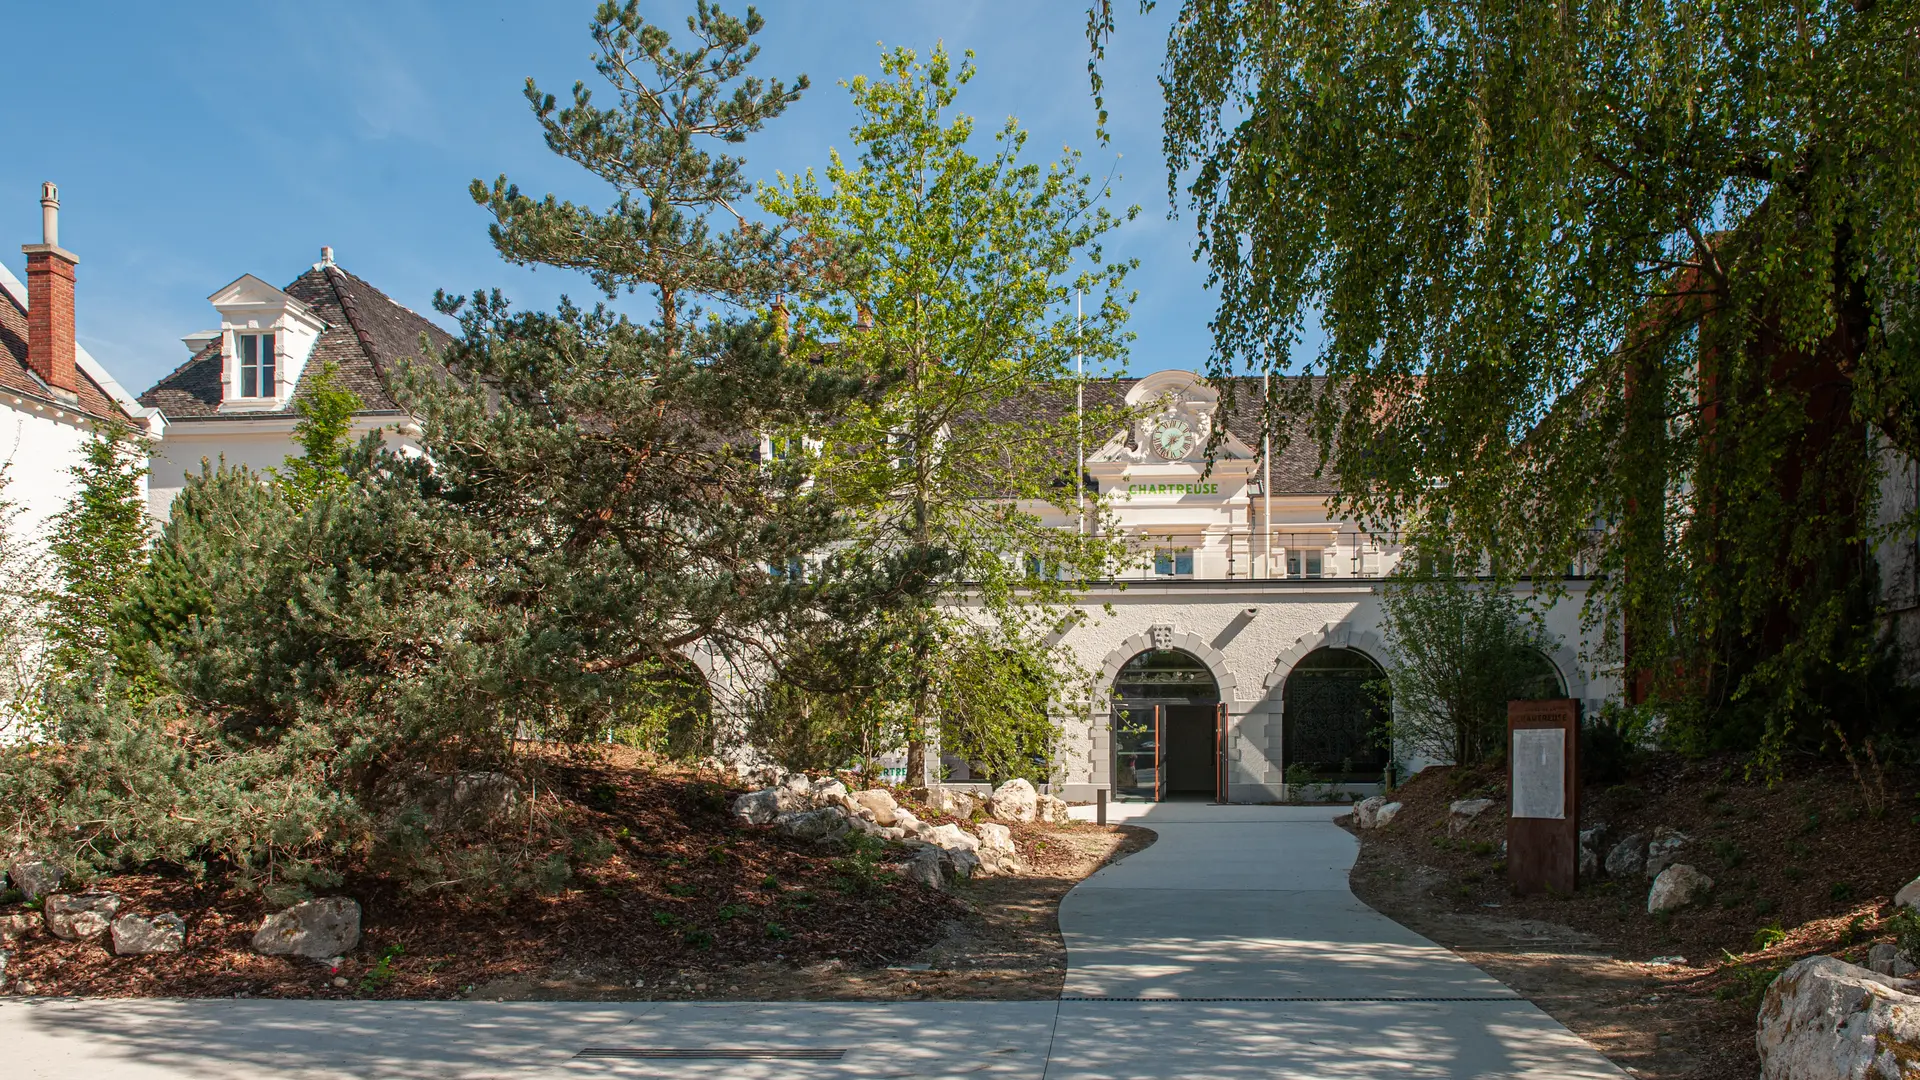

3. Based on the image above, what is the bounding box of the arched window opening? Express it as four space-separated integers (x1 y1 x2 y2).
1282 648 1390 782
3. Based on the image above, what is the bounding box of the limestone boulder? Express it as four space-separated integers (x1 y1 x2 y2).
731 789 782 826
1645 827 1692 878
111 913 186 956
899 846 946 890
946 848 983 881
1646 863 1712 914
851 789 901 827
810 778 850 804
252 897 362 959
1373 801 1404 828
1447 799 1497 835
924 822 981 855
773 808 852 845
44 891 122 941
1353 796 1387 829
1867 943 1917 979
6 859 62 903
987 779 1039 824
0 913 33 942
975 822 1025 874
893 808 927 837
427 771 521 831
1035 794 1071 825
1758 955 1920 1079
1605 833 1648 877
1895 875 1920 912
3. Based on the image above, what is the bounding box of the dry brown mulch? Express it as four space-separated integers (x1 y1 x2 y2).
0 752 1149 1003
1348 753 1920 1080
0 753 962 1000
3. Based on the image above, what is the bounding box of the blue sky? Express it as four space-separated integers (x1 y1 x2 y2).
0 1 1241 396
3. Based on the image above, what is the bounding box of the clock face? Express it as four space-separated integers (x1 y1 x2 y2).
1152 417 1198 459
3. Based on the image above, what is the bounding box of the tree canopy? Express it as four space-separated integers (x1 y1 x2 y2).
759 44 1138 783
1094 0 1920 763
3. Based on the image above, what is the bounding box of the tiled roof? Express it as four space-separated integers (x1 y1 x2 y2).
0 281 132 424
138 264 455 420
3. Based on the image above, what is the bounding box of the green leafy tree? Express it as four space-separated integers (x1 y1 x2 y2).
1093 0 1920 765
274 361 365 509
1377 574 1564 767
0 467 49 729
43 427 150 676
760 44 1138 784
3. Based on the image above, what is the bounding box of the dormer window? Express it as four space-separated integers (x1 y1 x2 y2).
238 332 277 398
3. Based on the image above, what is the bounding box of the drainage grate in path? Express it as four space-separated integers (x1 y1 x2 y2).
575 1048 848 1061
1061 995 1522 1003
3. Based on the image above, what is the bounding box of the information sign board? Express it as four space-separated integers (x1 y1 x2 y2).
1507 699 1580 895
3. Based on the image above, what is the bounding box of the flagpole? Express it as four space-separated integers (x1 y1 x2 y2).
1076 289 1086 537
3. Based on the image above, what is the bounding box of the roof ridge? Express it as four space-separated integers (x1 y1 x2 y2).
318 265 386 382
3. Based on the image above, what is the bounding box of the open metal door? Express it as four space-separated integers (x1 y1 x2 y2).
1154 705 1165 802
1215 702 1229 803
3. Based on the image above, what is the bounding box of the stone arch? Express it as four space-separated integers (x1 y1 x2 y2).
1097 627 1238 705
1261 620 1390 694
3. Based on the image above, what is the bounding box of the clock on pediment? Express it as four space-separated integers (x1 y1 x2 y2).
1145 404 1209 462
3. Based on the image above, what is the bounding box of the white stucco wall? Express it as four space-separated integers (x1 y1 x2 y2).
147 415 418 521
1050 579 1614 802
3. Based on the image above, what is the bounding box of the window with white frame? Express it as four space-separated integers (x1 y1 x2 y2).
1153 544 1194 577
1286 548 1323 578
237 332 277 398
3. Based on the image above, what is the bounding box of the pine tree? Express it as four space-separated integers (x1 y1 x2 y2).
393 0 861 741
43 427 150 676
760 45 1139 784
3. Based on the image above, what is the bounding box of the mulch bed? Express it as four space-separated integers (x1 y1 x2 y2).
1348 752 1920 1079
0 751 971 1001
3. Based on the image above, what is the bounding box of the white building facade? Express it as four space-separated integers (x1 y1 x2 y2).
1019 370 1612 803
138 249 448 522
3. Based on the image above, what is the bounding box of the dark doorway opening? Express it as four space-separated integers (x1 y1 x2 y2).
1112 648 1222 801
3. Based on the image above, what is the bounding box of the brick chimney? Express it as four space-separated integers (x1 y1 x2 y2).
21 182 79 397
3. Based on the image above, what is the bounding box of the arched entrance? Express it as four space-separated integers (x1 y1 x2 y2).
1282 647 1390 782
1112 649 1223 801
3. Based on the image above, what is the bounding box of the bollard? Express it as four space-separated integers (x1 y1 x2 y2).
1097 788 1108 826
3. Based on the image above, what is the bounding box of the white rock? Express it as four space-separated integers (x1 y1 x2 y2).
730 789 781 826
1867 943 1917 978
893 808 925 835
0 913 32 942
1895 875 1920 912
1353 796 1387 829
946 848 982 880
6 860 61 903
773 808 851 844
1373 801 1404 828
987 779 1039 823
1605 833 1648 877
1758 955 1920 1079
252 897 362 958
1447 799 1496 835
1035 794 1071 825
1646 863 1712 914
851 789 900 827
111 913 186 956
924 823 980 854
899 847 945 890
44 891 122 940
975 822 1023 874
1645 827 1691 878
810 779 849 803
1579 846 1600 881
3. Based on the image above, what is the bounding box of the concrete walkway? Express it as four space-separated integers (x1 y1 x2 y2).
2 803 1626 1078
